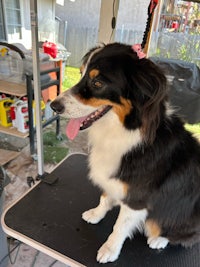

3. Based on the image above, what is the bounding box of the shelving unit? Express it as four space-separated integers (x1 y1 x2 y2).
26 66 61 155
0 80 29 138
0 149 20 166
0 66 61 155
0 80 26 97
0 125 29 138
0 42 61 156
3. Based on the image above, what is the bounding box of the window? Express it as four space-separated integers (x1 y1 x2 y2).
0 0 6 40
5 0 22 40
0 0 22 41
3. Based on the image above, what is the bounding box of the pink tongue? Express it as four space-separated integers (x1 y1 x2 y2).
66 117 87 140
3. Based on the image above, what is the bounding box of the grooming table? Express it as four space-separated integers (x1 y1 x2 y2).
2 154 200 267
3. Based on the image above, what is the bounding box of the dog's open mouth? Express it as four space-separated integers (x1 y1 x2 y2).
66 105 112 140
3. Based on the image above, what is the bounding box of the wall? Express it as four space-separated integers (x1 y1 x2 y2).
9 0 55 48
56 0 150 66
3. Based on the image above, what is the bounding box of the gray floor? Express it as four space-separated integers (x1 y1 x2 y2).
7 242 67 267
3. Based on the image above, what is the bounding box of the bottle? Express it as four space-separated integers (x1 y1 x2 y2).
0 99 14 127
10 100 23 128
10 105 17 128
16 102 29 133
45 99 53 120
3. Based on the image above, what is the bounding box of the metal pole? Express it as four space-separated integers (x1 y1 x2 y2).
30 0 44 175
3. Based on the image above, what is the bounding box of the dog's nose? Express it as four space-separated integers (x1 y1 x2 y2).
50 100 65 114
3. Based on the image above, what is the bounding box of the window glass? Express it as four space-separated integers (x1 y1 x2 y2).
5 0 20 9
5 0 22 40
0 0 6 40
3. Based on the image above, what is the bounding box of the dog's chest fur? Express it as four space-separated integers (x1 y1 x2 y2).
87 112 142 201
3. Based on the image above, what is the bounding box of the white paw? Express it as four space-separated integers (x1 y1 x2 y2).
97 242 120 263
82 208 103 224
148 236 169 249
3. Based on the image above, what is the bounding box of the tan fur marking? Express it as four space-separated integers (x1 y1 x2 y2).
89 69 99 79
113 97 132 124
76 96 132 124
102 192 107 198
123 182 129 196
146 219 161 238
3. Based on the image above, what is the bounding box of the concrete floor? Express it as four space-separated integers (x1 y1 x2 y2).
7 242 67 267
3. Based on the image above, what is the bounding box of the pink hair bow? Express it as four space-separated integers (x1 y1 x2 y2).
132 44 146 59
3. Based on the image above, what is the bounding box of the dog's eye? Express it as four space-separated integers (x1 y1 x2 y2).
93 80 103 88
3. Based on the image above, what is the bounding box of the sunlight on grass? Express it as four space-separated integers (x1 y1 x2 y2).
185 123 200 140
62 66 81 91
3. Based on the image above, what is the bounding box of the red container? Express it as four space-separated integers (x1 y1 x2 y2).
172 21 179 29
43 42 57 58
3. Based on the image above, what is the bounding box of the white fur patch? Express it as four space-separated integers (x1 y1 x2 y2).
147 236 169 249
81 46 104 77
97 203 148 263
82 195 116 224
56 91 97 118
88 111 142 201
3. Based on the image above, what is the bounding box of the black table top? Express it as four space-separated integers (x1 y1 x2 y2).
2 154 200 267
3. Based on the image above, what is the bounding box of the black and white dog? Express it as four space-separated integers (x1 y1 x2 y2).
51 43 200 263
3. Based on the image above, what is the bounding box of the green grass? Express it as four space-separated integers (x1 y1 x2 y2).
43 131 68 164
185 123 200 140
62 66 80 91
44 146 68 164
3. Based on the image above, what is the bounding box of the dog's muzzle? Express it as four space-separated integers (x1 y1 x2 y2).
50 93 112 140
50 99 65 114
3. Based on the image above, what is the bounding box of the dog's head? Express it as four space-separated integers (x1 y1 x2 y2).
51 43 168 143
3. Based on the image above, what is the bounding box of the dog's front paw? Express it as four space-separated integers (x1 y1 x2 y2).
147 236 169 249
82 208 103 224
97 241 120 263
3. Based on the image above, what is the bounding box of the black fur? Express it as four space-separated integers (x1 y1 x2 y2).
118 115 200 246
82 43 200 247
52 42 200 249
79 43 168 142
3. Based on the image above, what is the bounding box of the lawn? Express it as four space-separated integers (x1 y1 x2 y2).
61 66 200 140
185 123 200 140
62 66 81 91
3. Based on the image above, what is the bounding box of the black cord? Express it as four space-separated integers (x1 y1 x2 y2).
109 0 116 42
141 12 153 49
141 0 158 49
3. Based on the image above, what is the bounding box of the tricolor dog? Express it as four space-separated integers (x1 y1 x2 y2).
51 43 200 263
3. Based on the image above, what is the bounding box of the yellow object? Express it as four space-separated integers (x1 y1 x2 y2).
0 47 8 57
0 99 14 127
32 100 46 126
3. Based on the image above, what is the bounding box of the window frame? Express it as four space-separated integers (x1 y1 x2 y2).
0 0 22 41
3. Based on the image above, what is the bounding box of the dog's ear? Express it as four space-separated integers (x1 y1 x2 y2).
130 59 168 144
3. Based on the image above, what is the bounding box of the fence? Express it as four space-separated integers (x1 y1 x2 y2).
58 26 200 68
150 32 200 67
